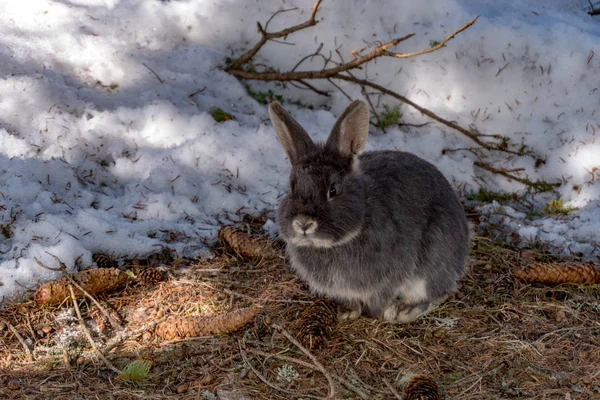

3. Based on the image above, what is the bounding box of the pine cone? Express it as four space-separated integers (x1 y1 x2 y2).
494 277 514 300
34 268 128 307
155 306 257 340
218 226 278 260
138 268 166 285
514 261 600 285
405 375 441 400
92 252 118 269
297 298 337 350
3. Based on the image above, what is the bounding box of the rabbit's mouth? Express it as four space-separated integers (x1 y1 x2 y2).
288 226 362 249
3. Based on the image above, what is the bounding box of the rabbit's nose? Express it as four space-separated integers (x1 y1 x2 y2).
293 216 318 235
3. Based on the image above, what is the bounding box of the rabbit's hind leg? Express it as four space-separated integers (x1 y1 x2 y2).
381 295 447 323
337 299 362 321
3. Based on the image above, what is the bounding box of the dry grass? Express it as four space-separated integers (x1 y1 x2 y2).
1 217 599 399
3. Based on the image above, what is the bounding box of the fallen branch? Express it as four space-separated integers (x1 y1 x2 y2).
473 161 559 192
0 318 33 360
225 1 559 192
228 0 323 70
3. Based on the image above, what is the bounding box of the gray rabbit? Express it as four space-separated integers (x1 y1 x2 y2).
269 100 470 322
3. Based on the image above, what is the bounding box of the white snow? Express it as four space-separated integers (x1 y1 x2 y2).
1 0 599 302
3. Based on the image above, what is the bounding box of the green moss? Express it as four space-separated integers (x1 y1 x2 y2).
466 188 516 203
245 84 283 105
377 104 402 130
1 224 11 239
119 359 152 381
544 199 577 215
210 108 234 122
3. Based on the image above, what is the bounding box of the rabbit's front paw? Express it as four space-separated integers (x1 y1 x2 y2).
337 301 362 321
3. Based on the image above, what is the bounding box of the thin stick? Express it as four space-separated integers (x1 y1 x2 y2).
227 17 479 80
272 324 337 400
102 315 168 354
295 80 330 96
238 338 325 400
68 284 121 374
142 63 164 84
382 377 403 400
35 254 123 330
248 348 370 399
228 33 415 81
1 318 33 359
228 0 323 70
474 161 559 191
66 275 123 330
384 17 479 59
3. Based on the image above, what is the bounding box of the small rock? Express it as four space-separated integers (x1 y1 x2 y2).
176 384 189 394
519 249 536 261
76 356 86 366
201 374 214 385
556 309 566 323
7 380 20 390
42 325 53 334
483 264 492 271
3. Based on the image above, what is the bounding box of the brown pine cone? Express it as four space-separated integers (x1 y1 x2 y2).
405 375 441 400
514 261 600 285
297 297 337 350
155 306 257 340
137 268 167 285
218 226 279 260
92 252 118 269
34 268 127 307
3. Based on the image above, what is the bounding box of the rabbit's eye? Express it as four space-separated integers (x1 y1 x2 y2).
328 184 337 199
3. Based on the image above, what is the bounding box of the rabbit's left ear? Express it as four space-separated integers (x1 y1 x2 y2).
326 100 369 158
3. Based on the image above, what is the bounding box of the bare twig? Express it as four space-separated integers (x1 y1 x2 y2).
247 348 370 399
103 315 169 354
1 318 33 360
68 284 121 374
228 33 416 81
295 80 330 96
66 275 123 330
473 161 559 191
382 377 403 400
383 16 479 59
188 86 206 97
238 338 325 400
142 62 164 84
228 0 323 70
272 323 337 399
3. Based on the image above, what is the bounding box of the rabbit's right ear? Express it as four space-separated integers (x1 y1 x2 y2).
269 102 316 165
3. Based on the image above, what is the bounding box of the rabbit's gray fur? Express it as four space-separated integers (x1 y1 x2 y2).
269 100 469 322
